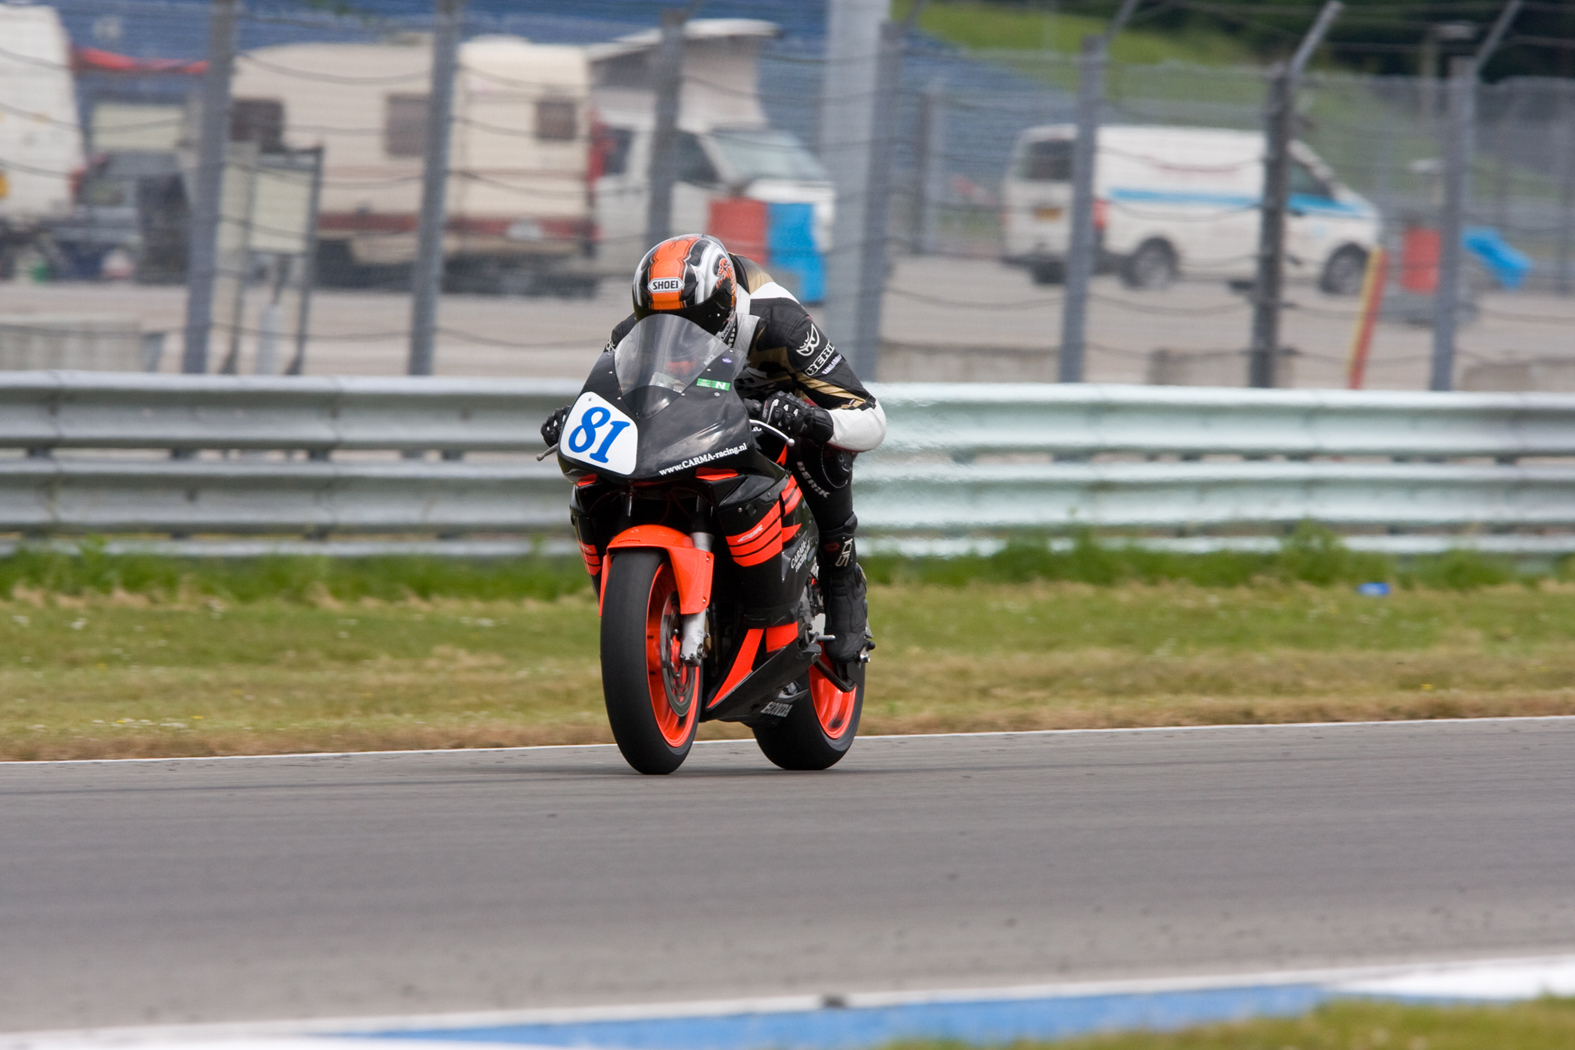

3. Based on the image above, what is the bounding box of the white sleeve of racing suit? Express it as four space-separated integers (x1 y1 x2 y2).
827 402 886 453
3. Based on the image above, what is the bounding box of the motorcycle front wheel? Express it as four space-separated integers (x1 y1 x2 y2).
601 550 700 774
752 661 864 771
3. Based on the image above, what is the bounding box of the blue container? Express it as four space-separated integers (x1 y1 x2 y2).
1463 227 1532 290
766 202 825 305
1357 582 1391 597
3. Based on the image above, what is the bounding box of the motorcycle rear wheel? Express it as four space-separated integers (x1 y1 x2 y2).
602 550 700 774
752 662 864 771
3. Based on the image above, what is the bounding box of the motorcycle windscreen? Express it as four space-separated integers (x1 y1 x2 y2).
613 314 736 418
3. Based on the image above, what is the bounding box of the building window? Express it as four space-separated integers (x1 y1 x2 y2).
597 126 633 176
536 99 577 142
231 98 284 153
385 94 428 157
676 131 719 186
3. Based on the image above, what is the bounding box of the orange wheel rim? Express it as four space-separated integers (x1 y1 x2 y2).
645 563 696 748
809 667 856 740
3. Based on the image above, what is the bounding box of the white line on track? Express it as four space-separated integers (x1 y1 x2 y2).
7 714 1575 767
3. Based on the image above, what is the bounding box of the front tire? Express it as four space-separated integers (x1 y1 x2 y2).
601 550 699 774
1320 246 1368 296
752 662 864 771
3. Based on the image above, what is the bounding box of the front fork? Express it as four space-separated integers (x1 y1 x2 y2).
677 530 712 665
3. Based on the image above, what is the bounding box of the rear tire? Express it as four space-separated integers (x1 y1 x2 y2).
1121 239 1177 291
601 550 699 774
752 662 864 771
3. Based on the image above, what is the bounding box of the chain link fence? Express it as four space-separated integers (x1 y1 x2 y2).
2 0 1571 391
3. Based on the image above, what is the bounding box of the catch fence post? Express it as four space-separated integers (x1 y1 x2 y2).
1059 34 1105 384
1248 0 1341 389
286 145 325 376
1058 0 1140 384
181 0 238 375
914 79 945 255
820 0 890 378
1557 82 1574 297
644 7 688 249
1431 56 1474 391
1248 66 1294 389
407 0 464 378
849 19 907 376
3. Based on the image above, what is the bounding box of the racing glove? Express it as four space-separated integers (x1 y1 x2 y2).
747 392 834 445
541 405 570 447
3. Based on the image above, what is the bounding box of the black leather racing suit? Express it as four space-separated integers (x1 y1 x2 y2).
607 254 887 659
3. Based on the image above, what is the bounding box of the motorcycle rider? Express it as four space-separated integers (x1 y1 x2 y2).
542 234 885 665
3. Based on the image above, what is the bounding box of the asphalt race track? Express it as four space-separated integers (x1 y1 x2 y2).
3 720 1574 1033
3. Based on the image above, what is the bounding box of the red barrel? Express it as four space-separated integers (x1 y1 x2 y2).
1399 226 1440 294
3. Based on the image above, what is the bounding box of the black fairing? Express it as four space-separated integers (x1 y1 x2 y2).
558 317 755 482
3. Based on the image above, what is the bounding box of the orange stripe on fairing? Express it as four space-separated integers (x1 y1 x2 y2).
696 469 738 480
781 481 802 517
764 622 798 652
732 540 782 568
728 517 781 555
780 522 800 544
728 513 776 547
578 542 602 578
575 474 599 487
728 517 782 567
709 628 762 708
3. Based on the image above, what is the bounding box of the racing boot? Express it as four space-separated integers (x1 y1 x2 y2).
818 536 871 665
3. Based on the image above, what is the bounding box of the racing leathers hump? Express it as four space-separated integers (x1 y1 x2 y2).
607 254 887 453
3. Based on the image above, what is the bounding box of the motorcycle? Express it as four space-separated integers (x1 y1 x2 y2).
553 313 865 775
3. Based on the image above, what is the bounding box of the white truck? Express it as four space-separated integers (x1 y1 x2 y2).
228 19 829 293
1001 124 1379 295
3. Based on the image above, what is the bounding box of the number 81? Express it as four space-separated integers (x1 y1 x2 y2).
568 406 630 465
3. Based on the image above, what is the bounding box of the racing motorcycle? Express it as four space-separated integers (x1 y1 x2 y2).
552 313 865 775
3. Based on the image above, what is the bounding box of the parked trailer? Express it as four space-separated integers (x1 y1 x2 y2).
1001 125 1379 295
231 35 597 294
229 20 831 293
0 5 85 266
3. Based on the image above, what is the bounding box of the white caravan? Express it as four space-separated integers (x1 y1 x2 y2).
0 6 84 227
1001 124 1379 294
229 20 829 290
231 35 597 292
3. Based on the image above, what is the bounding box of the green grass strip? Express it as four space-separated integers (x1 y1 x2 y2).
0 524 1551 603
887 996 1575 1049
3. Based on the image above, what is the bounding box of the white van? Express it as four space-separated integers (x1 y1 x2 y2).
1002 124 1379 294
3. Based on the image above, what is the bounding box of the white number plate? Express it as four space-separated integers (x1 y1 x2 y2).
559 392 638 475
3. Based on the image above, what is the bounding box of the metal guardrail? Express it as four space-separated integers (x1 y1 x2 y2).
0 372 580 452
871 383 1575 460
1 372 1574 548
